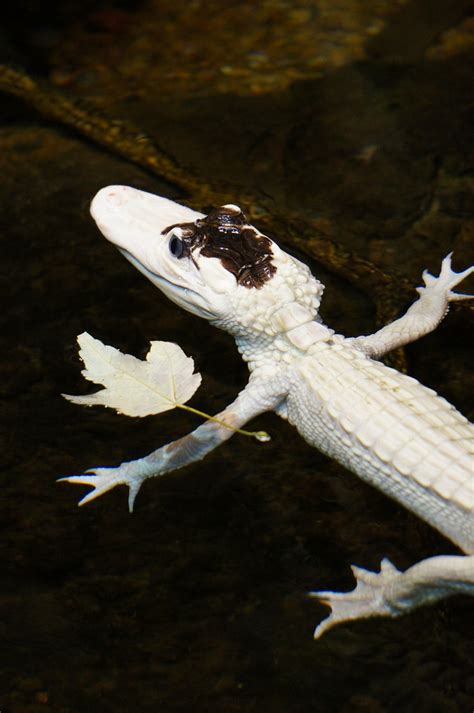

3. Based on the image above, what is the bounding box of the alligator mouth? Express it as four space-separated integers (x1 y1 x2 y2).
118 248 215 320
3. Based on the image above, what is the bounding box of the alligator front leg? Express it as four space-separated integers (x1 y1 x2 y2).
349 254 473 359
311 554 474 639
60 373 285 512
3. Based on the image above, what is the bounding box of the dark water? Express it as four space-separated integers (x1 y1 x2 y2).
1 2 473 711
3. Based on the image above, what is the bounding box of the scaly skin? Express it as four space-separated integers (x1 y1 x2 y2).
0 62 415 356
61 186 474 639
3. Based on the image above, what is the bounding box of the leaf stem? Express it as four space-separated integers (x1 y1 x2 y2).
174 403 271 442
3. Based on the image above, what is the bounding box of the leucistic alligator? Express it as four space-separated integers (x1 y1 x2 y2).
62 185 474 638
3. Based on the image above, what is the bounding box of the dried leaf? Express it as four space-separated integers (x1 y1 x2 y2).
63 332 201 417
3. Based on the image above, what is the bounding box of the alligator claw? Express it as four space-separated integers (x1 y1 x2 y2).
58 463 145 511
310 559 402 639
417 253 474 301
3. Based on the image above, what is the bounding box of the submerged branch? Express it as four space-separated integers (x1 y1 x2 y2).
0 63 417 369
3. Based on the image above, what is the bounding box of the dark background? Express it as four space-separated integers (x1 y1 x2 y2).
1 1 473 711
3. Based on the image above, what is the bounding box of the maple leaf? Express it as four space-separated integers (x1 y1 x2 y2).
63 332 201 416
63 332 270 441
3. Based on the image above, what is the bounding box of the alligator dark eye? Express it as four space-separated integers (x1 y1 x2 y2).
169 235 184 258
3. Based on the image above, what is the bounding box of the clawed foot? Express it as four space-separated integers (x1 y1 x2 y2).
310 558 402 639
58 461 146 512
417 253 474 301
310 553 474 638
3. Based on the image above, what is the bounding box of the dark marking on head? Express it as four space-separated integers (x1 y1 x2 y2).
163 205 276 288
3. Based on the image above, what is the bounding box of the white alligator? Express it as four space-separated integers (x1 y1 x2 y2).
62 185 474 638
